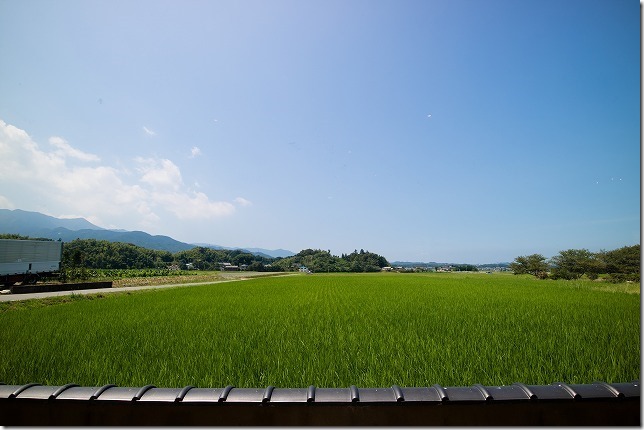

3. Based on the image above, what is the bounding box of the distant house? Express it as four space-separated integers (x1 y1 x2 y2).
299 266 312 274
381 266 393 272
219 262 240 271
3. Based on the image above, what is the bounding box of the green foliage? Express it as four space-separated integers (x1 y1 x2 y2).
512 245 639 281
172 247 274 270
598 245 640 282
549 249 603 280
271 249 347 272
59 240 277 274
274 249 390 273
0 273 638 387
62 239 173 270
509 254 549 278
62 268 194 282
451 264 479 272
0 233 53 241
342 249 390 272
23 238 392 276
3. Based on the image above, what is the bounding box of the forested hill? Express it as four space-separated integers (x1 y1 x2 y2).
272 249 391 273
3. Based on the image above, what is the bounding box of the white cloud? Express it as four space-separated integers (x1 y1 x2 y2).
143 126 156 136
137 158 183 191
0 195 15 209
190 146 202 158
152 191 236 219
0 119 247 231
49 136 100 161
234 197 252 207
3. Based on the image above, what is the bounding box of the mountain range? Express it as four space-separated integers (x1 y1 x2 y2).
0 209 295 258
0 209 507 266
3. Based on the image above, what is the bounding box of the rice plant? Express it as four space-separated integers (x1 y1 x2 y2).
0 273 639 388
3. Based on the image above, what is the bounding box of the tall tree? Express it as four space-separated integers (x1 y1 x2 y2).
509 254 549 279
549 249 602 280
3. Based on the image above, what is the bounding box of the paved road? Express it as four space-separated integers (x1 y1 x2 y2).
0 273 296 302
0 280 239 302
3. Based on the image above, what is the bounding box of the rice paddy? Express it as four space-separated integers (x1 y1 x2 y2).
0 273 639 388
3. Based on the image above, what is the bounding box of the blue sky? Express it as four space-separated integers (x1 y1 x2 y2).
0 0 639 263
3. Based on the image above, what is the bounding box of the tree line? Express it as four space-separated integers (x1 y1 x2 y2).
509 245 640 282
0 236 391 274
59 239 281 271
61 241 390 273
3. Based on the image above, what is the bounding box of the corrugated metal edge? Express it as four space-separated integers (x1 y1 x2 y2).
133 385 156 401
90 384 116 400
9 383 40 399
175 385 195 402
432 384 449 402
262 385 275 403
553 382 581 400
49 383 79 400
473 383 493 401
0 381 638 403
306 385 315 402
349 385 359 402
593 381 624 398
391 384 404 402
218 385 234 402
512 382 537 400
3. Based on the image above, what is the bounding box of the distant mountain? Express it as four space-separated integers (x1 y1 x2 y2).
478 262 511 268
391 261 442 267
0 209 194 253
391 260 510 268
0 209 296 256
239 248 295 258
52 227 195 253
0 208 103 232
192 243 295 259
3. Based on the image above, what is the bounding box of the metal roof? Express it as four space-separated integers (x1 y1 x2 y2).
1 380 638 403
1 381 639 425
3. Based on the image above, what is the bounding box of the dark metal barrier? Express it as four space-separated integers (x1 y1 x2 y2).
0 381 639 425
10 281 113 294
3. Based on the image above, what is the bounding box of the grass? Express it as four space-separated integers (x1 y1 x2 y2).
0 272 639 388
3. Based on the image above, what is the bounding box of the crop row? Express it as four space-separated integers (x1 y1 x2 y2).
0 273 639 388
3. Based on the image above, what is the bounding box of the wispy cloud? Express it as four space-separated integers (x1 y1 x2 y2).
49 136 100 162
0 195 15 209
190 146 202 158
142 126 156 136
234 197 252 207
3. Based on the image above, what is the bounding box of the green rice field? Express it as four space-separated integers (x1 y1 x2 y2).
0 273 639 388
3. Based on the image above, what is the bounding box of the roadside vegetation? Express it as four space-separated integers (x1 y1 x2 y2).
0 273 638 388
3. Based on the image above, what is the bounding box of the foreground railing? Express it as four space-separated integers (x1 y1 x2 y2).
0 381 639 425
